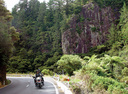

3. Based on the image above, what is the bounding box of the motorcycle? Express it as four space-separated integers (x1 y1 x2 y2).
33 76 44 88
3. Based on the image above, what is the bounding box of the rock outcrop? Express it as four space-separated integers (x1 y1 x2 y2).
62 2 118 54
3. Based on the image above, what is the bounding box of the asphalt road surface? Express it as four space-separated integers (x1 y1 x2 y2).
0 77 58 94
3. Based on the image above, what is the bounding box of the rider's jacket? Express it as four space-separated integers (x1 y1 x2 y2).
35 73 42 77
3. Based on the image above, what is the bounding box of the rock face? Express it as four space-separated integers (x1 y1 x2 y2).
62 2 118 54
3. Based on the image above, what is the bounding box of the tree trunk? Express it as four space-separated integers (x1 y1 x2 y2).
0 65 6 85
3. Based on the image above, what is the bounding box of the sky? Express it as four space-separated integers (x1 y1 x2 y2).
4 0 48 12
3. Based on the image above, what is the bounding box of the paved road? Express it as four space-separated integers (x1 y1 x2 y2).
0 77 58 94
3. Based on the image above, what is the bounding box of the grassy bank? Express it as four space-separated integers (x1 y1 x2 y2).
0 79 11 88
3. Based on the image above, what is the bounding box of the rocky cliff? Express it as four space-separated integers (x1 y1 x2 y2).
62 2 118 54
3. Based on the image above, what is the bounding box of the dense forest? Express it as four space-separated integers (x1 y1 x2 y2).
1 0 128 93
7 0 128 73
7 0 87 73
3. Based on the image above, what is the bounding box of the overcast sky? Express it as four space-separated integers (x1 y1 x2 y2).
4 0 48 12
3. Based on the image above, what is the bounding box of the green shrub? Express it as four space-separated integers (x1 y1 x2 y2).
82 65 106 76
94 45 108 54
71 83 81 94
120 76 128 84
80 16 85 22
83 54 124 78
76 24 82 35
91 27 97 32
111 86 128 94
83 55 107 76
6 79 11 85
119 45 128 61
107 42 122 56
122 67 128 76
74 6 82 14
91 75 128 94
57 55 82 76
41 69 54 76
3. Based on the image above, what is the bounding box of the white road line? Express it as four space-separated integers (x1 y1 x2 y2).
45 81 59 94
26 84 29 88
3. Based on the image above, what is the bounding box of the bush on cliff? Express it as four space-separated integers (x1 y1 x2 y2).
57 55 82 76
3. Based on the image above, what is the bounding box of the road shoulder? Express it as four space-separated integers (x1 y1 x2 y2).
44 77 65 94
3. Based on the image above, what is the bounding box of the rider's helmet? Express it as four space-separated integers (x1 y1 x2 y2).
36 69 40 74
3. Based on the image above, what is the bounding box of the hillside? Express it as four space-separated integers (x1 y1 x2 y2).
5 2 128 94
7 0 127 73
0 0 128 93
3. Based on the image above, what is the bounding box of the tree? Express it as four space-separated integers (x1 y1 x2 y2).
57 55 82 75
100 55 124 78
118 2 128 45
107 24 118 46
0 0 16 85
8 56 32 73
37 2 47 31
9 26 19 42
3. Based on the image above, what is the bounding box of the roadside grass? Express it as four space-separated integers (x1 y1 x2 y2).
69 78 81 83
53 74 82 93
7 73 51 77
0 79 11 88
53 74 81 83
7 73 35 77
6 79 11 85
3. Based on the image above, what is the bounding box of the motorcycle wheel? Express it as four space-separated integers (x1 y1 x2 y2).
39 84 42 88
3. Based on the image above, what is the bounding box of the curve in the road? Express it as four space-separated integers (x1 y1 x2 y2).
45 80 59 94
0 77 58 94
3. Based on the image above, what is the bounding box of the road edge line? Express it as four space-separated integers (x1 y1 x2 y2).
45 80 59 94
52 78 73 94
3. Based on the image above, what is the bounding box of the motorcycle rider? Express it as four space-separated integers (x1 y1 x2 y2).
34 69 44 85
